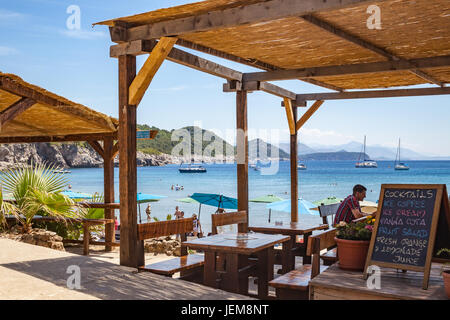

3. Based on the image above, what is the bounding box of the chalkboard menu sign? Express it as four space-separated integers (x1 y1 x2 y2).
364 184 449 290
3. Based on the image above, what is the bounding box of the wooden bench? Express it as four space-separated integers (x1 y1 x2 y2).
211 210 247 234
269 227 337 299
137 217 204 283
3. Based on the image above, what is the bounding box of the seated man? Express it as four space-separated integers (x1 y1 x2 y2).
333 184 373 225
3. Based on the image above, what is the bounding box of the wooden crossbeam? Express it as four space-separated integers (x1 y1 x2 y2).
301 14 444 87
88 140 105 159
295 87 450 102
128 37 177 106
296 100 324 131
0 97 35 129
109 0 377 43
223 80 298 101
0 132 117 144
283 98 296 135
243 55 450 82
0 76 65 107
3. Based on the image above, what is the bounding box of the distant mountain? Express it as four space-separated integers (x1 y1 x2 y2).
300 151 369 161
249 139 289 160
308 141 435 160
278 142 316 155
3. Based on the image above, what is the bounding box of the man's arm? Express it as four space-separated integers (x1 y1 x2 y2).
352 208 364 219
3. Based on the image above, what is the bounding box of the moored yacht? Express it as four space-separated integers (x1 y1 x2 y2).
355 136 377 168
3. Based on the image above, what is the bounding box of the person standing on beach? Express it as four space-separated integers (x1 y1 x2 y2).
333 184 373 225
174 206 183 219
145 203 152 221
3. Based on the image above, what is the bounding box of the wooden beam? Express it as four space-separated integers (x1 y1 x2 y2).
110 0 378 42
283 98 296 135
223 80 298 101
112 40 243 80
128 37 177 106
243 55 450 82
176 39 343 92
0 132 117 144
0 98 35 128
111 38 343 91
290 106 298 223
301 14 444 87
236 90 248 232
87 140 105 159
296 100 324 131
295 87 450 102
103 136 115 252
0 77 66 107
118 54 144 267
259 82 297 100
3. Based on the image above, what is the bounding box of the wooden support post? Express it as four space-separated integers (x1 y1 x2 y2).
103 136 115 252
118 55 144 267
236 90 248 232
290 106 298 222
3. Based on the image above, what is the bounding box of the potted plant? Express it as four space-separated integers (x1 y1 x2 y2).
437 248 450 299
335 216 375 271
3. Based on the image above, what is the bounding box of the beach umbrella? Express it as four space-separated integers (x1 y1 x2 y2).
266 198 318 216
250 195 284 222
61 190 92 200
188 193 238 221
313 196 343 206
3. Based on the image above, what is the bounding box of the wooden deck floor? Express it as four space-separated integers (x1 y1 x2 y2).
0 239 252 300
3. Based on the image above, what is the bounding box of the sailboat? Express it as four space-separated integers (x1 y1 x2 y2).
355 135 377 168
394 138 409 170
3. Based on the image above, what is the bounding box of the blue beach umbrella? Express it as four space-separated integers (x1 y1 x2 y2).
61 190 92 200
189 193 238 210
266 198 319 216
188 193 238 221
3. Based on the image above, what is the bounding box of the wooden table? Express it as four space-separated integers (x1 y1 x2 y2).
182 232 290 299
248 222 329 272
309 263 448 300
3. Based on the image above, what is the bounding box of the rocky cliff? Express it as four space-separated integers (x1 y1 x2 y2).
0 143 236 170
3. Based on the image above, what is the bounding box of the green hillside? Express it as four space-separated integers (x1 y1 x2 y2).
137 125 235 157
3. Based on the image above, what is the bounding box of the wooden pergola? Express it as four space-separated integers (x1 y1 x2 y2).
95 0 450 267
0 72 120 251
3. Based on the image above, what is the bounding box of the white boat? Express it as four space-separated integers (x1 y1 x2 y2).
355 136 377 168
179 163 207 173
297 163 307 170
52 169 71 174
394 138 409 170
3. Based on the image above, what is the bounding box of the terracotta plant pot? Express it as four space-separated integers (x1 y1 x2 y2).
335 237 370 271
443 270 450 299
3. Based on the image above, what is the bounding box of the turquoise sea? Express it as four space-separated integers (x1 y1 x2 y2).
66 160 450 233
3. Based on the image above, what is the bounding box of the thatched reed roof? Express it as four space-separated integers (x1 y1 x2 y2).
0 72 118 142
96 0 450 90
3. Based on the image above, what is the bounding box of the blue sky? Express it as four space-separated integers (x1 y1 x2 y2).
1 0 449 156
